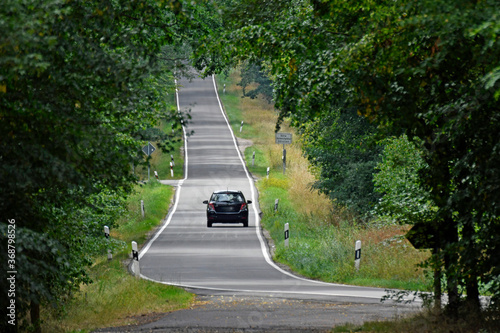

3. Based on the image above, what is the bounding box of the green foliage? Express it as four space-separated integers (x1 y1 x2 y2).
134 119 186 181
0 189 128 327
208 0 500 314
0 0 215 328
238 62 273 102
209 1 385 218
373 135 436 225
219 64 430 292
135 114 186 156
116 182 174 245
42 183 192 332
335 0 500 311
302 108 383 216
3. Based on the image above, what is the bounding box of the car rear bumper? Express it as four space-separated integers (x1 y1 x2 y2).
207 212 248 223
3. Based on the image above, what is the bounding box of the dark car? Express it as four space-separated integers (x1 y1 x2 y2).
203 190 252 227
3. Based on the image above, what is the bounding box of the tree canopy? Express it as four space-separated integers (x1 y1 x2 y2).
0 0 220 330
206 0 500 315
1 0 499 327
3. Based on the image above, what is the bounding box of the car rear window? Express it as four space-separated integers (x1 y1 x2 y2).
211 193 244 203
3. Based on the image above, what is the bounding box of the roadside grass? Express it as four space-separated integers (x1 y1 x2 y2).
217 73 280 145
114 181 174 244
43 182 194 332
216 70 432 292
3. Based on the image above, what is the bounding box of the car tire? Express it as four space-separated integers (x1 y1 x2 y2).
243 221 248 228
207 221 212 228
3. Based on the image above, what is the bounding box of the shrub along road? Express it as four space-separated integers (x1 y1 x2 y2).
109 74 422 331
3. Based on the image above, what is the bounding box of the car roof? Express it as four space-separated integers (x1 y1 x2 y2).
213 190 243 194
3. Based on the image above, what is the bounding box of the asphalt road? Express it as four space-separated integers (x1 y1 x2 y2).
128 75 421 331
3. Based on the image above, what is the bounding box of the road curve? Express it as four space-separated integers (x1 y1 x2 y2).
138 75 406 305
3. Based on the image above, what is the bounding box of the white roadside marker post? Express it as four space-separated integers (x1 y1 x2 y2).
141 200 145 218
274 199 279 213
104 226 112 261
154 170 159 181
132 241 140 278
284 223 290 248
170 161 174 178
240 120 244 133
267 167 270 179
355 240 362 272
252 151 255 167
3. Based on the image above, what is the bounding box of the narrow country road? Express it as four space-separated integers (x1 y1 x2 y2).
117 75 422 332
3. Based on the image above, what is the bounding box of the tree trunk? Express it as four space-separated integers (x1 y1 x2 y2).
444 253 459 317
30 300 41 333
433 247 442 312
443 217 459 317
462 219 481 315
466 276 481 314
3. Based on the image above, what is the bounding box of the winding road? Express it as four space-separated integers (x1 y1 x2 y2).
139 74 408 302
128 74 421 331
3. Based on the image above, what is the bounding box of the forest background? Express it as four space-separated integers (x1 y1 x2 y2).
1 0 499 331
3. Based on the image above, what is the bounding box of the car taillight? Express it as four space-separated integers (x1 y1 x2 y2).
240 203 247 211
208 203 216 211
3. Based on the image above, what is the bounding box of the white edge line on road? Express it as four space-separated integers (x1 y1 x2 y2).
139 273 393 301
138 81 188 260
